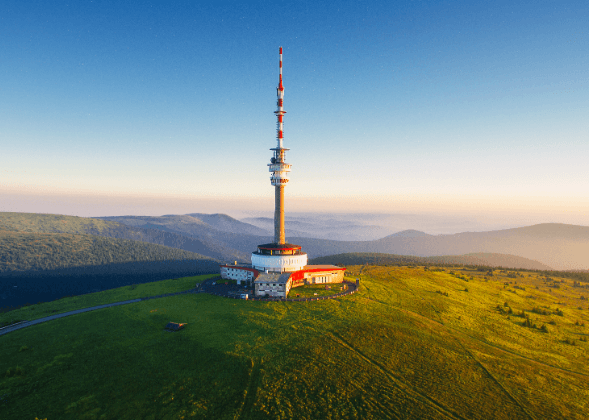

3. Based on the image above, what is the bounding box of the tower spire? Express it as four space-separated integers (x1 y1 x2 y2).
269 47 291 244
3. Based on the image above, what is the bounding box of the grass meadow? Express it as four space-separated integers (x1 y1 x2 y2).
0 275 215 326
287 283 348 298
1 266 588 419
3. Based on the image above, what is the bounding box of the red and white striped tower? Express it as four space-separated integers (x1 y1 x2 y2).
269 47 291 244
250 47 308 273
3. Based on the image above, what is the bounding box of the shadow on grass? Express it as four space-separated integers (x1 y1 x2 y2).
0 259 219 311
0 310 254 420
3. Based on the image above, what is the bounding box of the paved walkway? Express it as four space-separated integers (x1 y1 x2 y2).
0 279 358 337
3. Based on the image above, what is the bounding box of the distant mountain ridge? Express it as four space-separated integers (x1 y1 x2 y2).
2 212 588 270
241 216 390 241
0 212 248 262
186 213 270 236
385 229 431 238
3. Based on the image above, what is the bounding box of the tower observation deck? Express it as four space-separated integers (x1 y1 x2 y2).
251 47 308 273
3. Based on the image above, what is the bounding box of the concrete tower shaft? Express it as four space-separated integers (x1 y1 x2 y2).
269 47 290 245
249 46 308 274
274 185 285 244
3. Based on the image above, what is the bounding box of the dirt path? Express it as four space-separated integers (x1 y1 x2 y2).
0 289 200 337
1 280 356 337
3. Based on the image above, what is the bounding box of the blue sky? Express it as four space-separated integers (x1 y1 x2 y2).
1 1 588 226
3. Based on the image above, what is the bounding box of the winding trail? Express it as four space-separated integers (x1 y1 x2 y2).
0 279 357 337
0 289 200 337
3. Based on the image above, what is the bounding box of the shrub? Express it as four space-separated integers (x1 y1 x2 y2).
540 324 549 333
523 316 536 329
555 309 564 316
531 307 550 315
5 366 24 377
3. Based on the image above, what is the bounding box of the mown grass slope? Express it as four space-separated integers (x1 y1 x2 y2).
1 266 588 419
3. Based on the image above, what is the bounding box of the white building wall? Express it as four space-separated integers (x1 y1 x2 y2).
304 271 345 285
220 266 256 284
251 253 308 273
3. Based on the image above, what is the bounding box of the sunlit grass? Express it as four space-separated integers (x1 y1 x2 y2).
1 266 587 419
287 283 348 298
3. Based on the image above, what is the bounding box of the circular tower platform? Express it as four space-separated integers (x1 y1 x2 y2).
251 243 308 273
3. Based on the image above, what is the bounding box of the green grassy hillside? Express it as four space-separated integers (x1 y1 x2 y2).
1 265 587 419
310 251 552 270
0 230 214 273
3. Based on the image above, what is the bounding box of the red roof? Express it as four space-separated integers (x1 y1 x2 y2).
289 265 346 282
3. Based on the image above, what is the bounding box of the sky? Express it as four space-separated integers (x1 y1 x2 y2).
1 0 588 230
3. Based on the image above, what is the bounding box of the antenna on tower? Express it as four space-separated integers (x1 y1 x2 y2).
268 47 291 244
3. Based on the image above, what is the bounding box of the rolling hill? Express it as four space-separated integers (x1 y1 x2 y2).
3 212 588 270
186 213 270 236
1 266 587 419
0 213 221 310
0 212 248 262
288 224 589 270
241 215 392 241
310 252 553 270
0 230 214 273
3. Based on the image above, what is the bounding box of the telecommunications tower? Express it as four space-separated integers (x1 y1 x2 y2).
251 47 308 273
270 46 289 244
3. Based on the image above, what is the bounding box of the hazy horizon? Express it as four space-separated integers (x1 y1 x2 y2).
2 189 588 236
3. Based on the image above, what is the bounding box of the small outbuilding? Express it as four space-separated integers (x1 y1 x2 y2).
164 322 186 332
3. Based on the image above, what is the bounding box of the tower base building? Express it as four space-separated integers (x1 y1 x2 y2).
251 243 308 273
218 47 345 298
